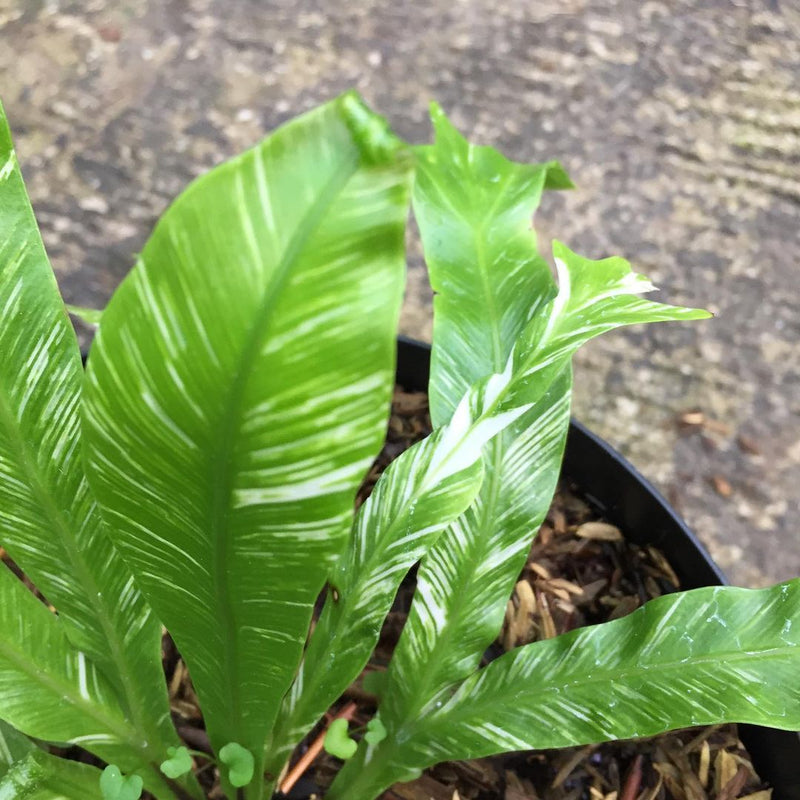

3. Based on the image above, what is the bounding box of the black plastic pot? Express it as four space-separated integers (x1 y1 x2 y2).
394 338 800 800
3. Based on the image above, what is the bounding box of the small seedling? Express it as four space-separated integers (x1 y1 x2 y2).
100 766 143 800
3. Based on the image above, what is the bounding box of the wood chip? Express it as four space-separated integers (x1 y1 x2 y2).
640 773 664 800
536 588 557 639
703 417 732 436
698 739 710 787
608 595 640 620
551 745 597 788
547 577 585 597
619 754 643 800
646 546 682 590
529 561 552 580
709 474 733 497
717 764 750 800
736 433 761 455
653 762 687 800
576 522 623 541
714 749 739 792
678 410 706 427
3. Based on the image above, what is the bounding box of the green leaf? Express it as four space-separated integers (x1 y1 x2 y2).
218 743 254 789
100 766 143 800
416 582 800 760
0 719 34 779
379 108 574 733
267 366 531 773
381 373 571 726
82 91 413 774
0 561 175 782
331 581 800 799
363 718 387 747
0 749 105 800
159 747 193 780
412 102 569 428
66 304 103 326
324 719 358 761
0 100 184 789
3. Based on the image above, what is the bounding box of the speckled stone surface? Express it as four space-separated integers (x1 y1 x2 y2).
1 0 798 586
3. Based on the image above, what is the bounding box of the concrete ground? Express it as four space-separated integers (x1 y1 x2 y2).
1 0 798 586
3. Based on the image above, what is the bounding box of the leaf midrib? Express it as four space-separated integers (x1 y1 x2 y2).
207 146 361 746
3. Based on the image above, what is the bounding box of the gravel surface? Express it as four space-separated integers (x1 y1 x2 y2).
1 0 798 586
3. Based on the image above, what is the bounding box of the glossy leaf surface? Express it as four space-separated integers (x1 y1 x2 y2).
0 100 187 795
339 581 800 800
0 720 33 780
0 561 151 774
414 103 571 427
82 92 413 781
0 750 104 800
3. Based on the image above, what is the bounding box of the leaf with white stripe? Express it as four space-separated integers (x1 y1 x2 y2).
0 562 181 797
327 241 710 798
82 92 413 791
380 372 571 725
331 581 800 799
0 749 103 800
0 100 193 798
265 364 534 778
379 109 573 728
368 224 709 745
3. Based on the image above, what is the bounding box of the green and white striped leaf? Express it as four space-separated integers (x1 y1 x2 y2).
0 561 156 777
380 372 571 725
336 581 800 799
0 749 103 800
0 100 190 794
363 123 709 750
413 103 571 428
328 238 710 799
266 368 532 776
0 719 34 779
379 109 573 728
82 92 413 782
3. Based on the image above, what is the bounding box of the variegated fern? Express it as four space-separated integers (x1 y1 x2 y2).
0 93 797 800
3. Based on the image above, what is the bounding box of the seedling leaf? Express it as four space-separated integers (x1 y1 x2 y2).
99 765 143 800
159 746 193 779
364 718 387 746
324 719 358 760
219 743 255 788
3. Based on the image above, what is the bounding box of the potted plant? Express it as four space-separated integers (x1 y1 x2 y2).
0 91 798 800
